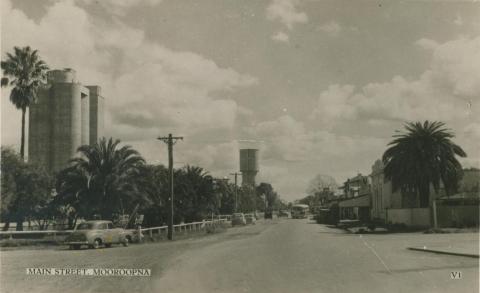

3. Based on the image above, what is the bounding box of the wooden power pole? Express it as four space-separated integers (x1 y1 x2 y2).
230 172 241 212
158 133 183 240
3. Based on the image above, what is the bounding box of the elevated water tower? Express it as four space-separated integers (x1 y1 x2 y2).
240 149 259 187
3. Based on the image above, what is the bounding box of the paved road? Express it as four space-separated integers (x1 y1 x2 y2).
155 219 478 293
1 219 478 293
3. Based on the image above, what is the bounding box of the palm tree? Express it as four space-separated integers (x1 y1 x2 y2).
382 121 467 207
174 166 215 222
56 138 145 220
1 46 49 159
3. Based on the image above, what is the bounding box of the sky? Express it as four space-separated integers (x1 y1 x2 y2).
1 0 480 201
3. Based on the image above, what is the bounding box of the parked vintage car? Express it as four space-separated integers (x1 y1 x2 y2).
65 220 133 250
231 213 247 226
244 213 256 225
278 210 289 218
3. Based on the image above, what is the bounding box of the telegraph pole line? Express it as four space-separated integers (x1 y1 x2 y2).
158 133 183 240
230 172 241 212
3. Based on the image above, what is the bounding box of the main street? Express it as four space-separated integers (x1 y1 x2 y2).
1 219 478 293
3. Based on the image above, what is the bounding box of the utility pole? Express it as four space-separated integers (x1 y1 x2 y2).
230 172 241 212
158 134 183 240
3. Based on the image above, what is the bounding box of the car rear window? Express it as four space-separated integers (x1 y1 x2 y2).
77 223 94 230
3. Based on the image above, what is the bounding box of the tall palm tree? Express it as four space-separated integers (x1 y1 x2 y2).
56 138 145 220
1 46 49 159
382 121 467 207
174 165 215 222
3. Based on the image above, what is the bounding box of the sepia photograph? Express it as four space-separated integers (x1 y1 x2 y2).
0 0 479 292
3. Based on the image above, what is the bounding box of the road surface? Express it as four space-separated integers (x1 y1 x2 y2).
1 219 478 293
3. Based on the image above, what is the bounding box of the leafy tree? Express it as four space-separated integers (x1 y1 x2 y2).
216 181 236 215
238 185 257 212
55 138 145 220
1 147 53 231
174 166 216 223
382 121 467 207
1 46 49 158
1 148 20 230
134 164 169 227
256 183 280 211
306 174 338 196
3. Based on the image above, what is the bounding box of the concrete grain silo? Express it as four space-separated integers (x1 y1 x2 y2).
28 86 53 170
86 85 104 144
28 68 104 173
240 149 259 187
81 88 90 146
50 81 84 172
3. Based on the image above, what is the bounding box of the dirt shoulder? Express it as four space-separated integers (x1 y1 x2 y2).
0 222 273 293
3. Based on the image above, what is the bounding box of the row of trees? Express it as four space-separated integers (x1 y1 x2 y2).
1 138 284 231
1 148 54 231
0 45 286 231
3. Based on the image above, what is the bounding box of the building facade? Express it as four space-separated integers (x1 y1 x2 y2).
28 68 104 173
338 173 371 221
369 160 480 228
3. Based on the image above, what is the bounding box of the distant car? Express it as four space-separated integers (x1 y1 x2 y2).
65 220 132 250
231 213 247 226
278 210 289 217
244 214 256 225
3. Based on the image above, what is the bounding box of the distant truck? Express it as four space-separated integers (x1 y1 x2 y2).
64 220 133 250
291 204 309 219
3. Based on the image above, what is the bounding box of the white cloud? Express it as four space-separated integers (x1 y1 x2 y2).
248 115 386 165
247 114 387 197
317 21 342 36
454 14 463 26
310 36 480 169
266 0 308 30
415 38 439 50
463 123 480 140
78 0 162 16
430 36 480 97
310 84 357 127
271 31 289 42
313 36 480 124
248 115 313 162
1 0 257 165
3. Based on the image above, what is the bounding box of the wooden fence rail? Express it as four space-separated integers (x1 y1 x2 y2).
0 219 229 240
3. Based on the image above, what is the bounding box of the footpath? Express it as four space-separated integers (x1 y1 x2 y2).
408 236 479 258
346 224 479 258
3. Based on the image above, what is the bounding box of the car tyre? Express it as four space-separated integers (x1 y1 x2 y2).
90 239 101 249
122 237 130 247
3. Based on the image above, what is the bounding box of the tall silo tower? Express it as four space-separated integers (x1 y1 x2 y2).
86 85 104 144
240 149 259 187
28 68 104 173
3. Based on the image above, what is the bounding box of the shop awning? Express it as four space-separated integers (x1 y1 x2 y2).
338 194 370 208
